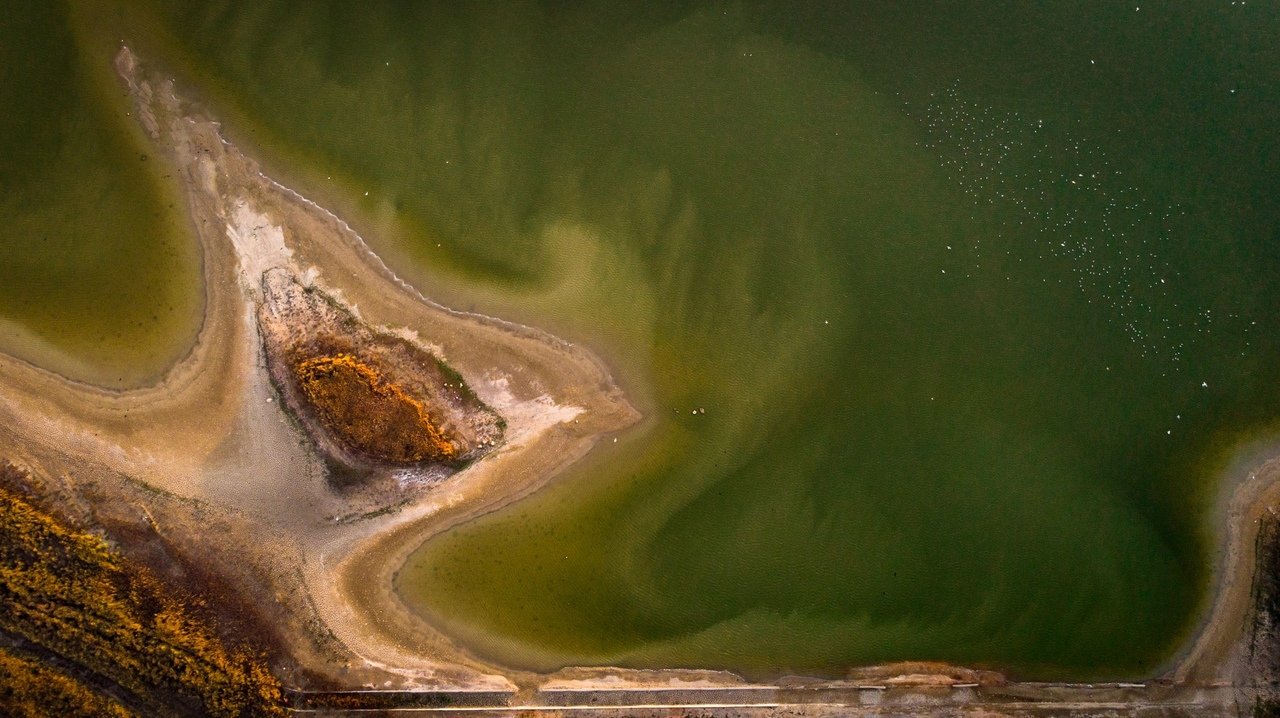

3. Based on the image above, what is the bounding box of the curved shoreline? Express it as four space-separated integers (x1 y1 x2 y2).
1167 443 1280 683
0 44 1275 702
110 44 641 688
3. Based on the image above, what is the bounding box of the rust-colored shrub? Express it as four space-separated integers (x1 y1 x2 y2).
294 353 456 463
0 647 134 718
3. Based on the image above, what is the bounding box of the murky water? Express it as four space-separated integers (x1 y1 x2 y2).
15 1 1280 678
0 1 201 386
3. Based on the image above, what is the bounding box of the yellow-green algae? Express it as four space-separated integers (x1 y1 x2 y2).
0 1 201 386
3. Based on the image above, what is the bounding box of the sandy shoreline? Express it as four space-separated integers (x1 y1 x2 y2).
1167 444 1280 683
0 44 1275 705
111 46 642 687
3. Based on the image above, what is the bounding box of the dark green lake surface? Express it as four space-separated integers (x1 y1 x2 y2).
18 1 1280 677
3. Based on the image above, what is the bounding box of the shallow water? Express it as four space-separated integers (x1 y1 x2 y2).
43 1 1280 677
0 2 202 385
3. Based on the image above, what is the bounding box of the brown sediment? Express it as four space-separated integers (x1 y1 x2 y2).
1243 508 1280 712
0 42 620 696
11 42 636 692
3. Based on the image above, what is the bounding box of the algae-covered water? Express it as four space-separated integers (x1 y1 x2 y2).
0 1 201 385
14 1 1280 677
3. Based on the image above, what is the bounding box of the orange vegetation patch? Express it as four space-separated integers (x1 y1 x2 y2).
0 647 133 718
294 353 457 464
0 466 285 717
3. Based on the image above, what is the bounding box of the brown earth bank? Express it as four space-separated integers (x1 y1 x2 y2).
0 43 1278 717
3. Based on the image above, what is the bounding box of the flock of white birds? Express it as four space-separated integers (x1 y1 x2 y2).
909 83 1257 379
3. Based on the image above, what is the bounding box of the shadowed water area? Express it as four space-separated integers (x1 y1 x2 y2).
12 1 1280 678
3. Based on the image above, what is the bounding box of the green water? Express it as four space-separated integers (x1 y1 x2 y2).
0 2 201 385
86 1 1280 677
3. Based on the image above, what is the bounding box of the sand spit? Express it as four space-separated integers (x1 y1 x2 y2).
0 43 1275 713
0 44 637 692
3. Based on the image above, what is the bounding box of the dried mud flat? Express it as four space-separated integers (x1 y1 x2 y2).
0 45 1276 715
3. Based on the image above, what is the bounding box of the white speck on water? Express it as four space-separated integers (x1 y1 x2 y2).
908 81 1258 372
